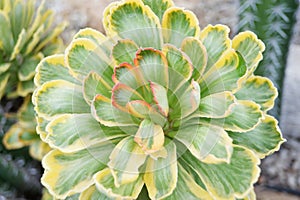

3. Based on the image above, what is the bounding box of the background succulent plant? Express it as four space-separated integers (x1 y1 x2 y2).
0 0 66 99
1 0 65 159
238 0 299 119
33 0 284 199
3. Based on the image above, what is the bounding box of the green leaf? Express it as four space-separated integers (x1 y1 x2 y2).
24 24 45 55
46 114 126 153
35 115 48 137
134 119 165 156
112 82 144 112
232 31 265 73
34 54 80 87
234 76 277 112
142 0 174 21
200 49 247 97
65 38 113 82
17 95 35 123
181 146 260 200
42 142 115 199
150 82 169 116
144 139 177 199
0 63 10 74
112 62 141 90
181 37 207 80
0 11 14 52
198 91 236 118
164 164 213 200
16 79 35 97
202 100 262 133
163 44 193 83
80 185 116 200
34 21 67 53
126 100 167 127
135 48 169 87
10 28 27 60
162 7 200 47
0 73 10 99
94 168 144 199
91 94 139 127
83 71 112 104
112 39 138 65
3 123 29 149
174 124 233 164
29 140 51 161
200 25 231 72
169 80 200 119
228 115 285 159
18 54 42 81
34 80 90 120
8 0 28 41
108 136 147 186
74 28 113 56
105 0 163 49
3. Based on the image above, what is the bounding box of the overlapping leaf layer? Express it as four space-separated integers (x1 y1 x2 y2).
33 0 284 199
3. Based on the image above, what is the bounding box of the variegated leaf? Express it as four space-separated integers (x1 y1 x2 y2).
134 48 169 87
134 119 165 155
29 140 51 161
94 168 144 199
142 0 174 21
0 11 14 52
65 38 113 82
163 44 193 83
232 31 265 73
112 39 138 65
18 54 42 81
181 146 260 200
46 114 126 153
35 54 79 87
164 163 213 200
106 0 163 49
200 25 231 72
202 100 262 132
169 80 200 119
228 115 285 159
150 82 169 116
34 80 90 120
80 185 117 200
174 124 233 164
235 76 277 112
200 49 247 97
42 142 115 199
83 71 112 104
181 37 207 80
74 28 113 55
144 139 177 199
91 94 139 127
162 7 200 47
108 136 147 186
198 91 236 118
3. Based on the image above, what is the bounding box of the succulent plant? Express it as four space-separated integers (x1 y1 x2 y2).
1 0 65 160
0 0 66 99
238 0 299 119
3 96 51 160
33 0 284 199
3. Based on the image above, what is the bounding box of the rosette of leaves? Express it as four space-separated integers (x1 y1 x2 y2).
1 0 66 160
3 96 51 160
0 0 66 99
33 0 284 199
